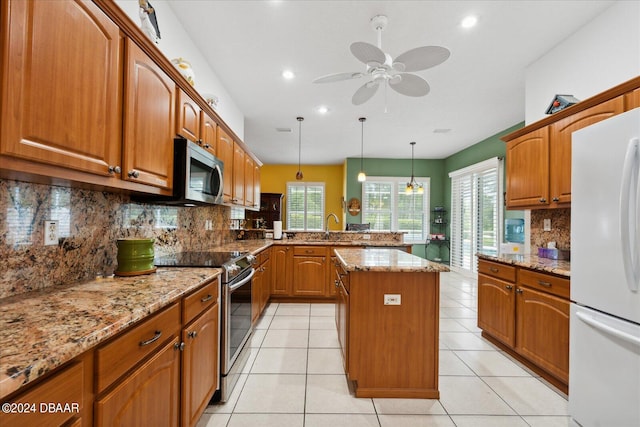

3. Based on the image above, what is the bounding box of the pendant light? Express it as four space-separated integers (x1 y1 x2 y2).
405 141 424 195
357 117 367 182
296 117 304 180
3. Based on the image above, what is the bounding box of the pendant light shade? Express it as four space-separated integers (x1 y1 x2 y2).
406 141 423 195
357 117 367 182
296 117 304 180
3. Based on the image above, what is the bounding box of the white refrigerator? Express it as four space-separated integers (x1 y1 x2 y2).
570 107 640 427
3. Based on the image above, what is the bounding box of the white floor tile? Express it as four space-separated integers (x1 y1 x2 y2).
274 303 310 316
438 376 516 415
305 414 380 427
241 348 258 374
205 374 248 414
249 328 266 347
439 318 469 332
439 350 475 376
378 414 456 426
454 350 532 377
305 375 376 414
227 413 304 427
269 315 310 330
262 302 279 316
483 377 569 416
250 348 308 374
234 374 306 413
373 398 447 415
450 415 529 426
440 307 477 319
196 413 231 427
310 303 336 316
307 348 345 374
522 415 576 427
309 316 336 330
454 318 483 333
254 314 273 330
308 329 340 348
439 332 495 350
261 329 309 348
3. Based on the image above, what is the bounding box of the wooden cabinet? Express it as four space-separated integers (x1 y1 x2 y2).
246 193 283 229
252 248 272 324
244 155 256 209
271 246 292 296
232 142 246 205
177 89 200 143
292 246 328 297
123 38 176 190
505 127 550 208
1 0 122 177
181 303 219 427
334 260 349 372
95 337 181 427
477 258 570 388
626 88 640 109
200 112 218 156
217 128 234 203
549 96 624 205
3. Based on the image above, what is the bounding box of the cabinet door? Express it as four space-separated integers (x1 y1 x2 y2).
182 304 219 427
253 162 261 211
477 273 516 347
232 142 245 205
271 246 292 296
95 338 180 427
292 256 327 296
336 280 349 373
261 256 272 311
515 286 570 383
177 89 200 142
550 96 624 205
123 39 175 190
626 88 640 110
217 128 234 203
1 0 122 176
244 155 255 208
252 266 263 324
505 127 550 208
200 112 218 156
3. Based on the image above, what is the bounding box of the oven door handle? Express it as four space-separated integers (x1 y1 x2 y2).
228 268 256 291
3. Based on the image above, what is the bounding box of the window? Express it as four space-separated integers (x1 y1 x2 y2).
286 182 325 230
449 158 503 272
361 177 429 243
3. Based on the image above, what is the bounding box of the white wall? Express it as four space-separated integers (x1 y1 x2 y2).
525 1 640 124
114 0 245 140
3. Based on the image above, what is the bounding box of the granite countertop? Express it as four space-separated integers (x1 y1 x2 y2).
218 239 411 252
0 267 221 400
334 248 450 273
477 253 571 277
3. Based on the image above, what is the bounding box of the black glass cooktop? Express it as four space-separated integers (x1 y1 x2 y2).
154 251 246 268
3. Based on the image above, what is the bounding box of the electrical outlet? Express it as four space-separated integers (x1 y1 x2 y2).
205 219 213 230
44 220 58 245
362 234 371 240
543 218 551 231
384 294 401 305
265 232 274 239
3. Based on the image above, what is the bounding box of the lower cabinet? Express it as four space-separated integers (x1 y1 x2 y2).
334 260 349 373
270 246 292 296
477 259 570 388
292 246 328 297
252 248 272 324
95 337 181 427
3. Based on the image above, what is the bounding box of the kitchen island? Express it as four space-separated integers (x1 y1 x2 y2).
333 248 449 398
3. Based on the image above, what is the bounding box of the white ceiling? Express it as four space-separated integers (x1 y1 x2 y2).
166 0 614 165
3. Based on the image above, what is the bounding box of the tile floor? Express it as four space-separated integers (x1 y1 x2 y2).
197 270 573 427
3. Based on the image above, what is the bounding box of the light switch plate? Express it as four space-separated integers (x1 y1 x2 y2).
543 218 551 231
384 294 401 305
44 220 58 245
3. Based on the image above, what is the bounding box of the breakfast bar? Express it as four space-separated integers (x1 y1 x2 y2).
333 248 449 398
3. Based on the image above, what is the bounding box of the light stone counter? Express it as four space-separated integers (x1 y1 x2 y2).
0 267 221 400
477 253 570 277
334 248 450 273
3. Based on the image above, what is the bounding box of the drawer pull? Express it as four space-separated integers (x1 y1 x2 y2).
489 267 499 273
505 285 513 290
139 330 162 347
515 288 523 294
201 294 213 303
305 250 313 254
334 280 339 288
188 331 197 339
537 280 552 287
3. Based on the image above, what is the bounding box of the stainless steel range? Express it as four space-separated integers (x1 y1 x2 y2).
154 250 256 402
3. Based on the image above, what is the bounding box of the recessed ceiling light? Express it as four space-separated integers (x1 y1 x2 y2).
461 15 478 29
282 70 295 80
316 105 329 114
433 128 452 134
276 127 292 133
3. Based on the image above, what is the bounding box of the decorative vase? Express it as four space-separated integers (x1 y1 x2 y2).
171 58 195 87
115 238 156 276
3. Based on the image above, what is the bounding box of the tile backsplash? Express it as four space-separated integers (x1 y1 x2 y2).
0 179 234 298
530 208 571 252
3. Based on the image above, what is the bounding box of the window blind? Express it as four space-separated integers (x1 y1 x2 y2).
286 182 325 231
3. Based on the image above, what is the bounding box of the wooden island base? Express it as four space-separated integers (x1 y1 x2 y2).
334 248 448 399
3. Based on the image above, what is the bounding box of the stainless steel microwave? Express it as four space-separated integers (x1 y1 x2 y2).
138 138 224 206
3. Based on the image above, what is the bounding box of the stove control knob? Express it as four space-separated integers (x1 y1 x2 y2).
228 263 240 273
246 255 257 265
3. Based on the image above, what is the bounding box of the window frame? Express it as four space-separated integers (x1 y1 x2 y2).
286 181 326 231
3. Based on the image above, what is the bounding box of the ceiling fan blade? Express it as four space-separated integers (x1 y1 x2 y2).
352 81 379 105
393 46 450 72
312 72 364 84
389 73 430 97
350 42 386 66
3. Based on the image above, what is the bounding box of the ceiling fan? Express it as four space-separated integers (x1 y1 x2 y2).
313 15 450 105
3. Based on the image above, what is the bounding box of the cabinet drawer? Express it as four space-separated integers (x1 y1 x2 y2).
183 278 219 325
258 248 270 264
335 262 350 292
478 260 516 282
0 361 83 427
293 246 327 256
518 269 570 299
96 303 180 393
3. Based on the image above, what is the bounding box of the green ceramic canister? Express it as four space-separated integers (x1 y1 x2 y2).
115 238 156 276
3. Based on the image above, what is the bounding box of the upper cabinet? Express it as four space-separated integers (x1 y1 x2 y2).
177 89 218 157
232 141 246 206
200 112 218 157
0 0 122 177
123 39 176 190
217 127 234 204
503 77 639 210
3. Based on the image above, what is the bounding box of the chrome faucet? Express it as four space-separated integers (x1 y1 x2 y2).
325 213 339 238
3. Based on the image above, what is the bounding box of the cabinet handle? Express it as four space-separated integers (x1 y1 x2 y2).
188 331 198 339
515 288 523 294
505 284 513 290
305 250 313 254
174 342 185 351
489 267 499 273
539 198 547 203
128 170 140 179
201 294 213 303
203 143 211 149
139 330 162 347
108 165 121 174
334 280 339 288
552 197 559 202
537 280 552 287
